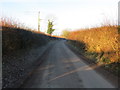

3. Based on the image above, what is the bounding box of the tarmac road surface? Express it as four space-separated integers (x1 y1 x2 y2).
22 40 116 88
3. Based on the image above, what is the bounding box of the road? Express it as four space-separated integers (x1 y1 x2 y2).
22 40 116 88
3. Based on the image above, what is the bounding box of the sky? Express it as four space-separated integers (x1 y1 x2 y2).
1 0 119 35
119 1 120 25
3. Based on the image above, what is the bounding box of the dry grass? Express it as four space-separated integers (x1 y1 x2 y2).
0 17 32 30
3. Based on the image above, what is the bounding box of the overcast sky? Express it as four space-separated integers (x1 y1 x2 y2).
1 0 119 35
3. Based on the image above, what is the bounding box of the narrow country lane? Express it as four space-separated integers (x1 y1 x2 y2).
22 40 116 88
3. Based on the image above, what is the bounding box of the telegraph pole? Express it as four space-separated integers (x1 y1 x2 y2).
38 11 40 32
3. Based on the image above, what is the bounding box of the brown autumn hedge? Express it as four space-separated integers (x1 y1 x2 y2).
66 25 119 64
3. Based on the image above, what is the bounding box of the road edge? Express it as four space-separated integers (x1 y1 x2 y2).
18 41 57 88
65 41 119 88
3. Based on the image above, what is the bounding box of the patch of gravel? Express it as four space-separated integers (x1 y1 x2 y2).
2 41 55 88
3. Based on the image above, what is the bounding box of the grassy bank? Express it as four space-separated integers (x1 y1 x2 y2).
63 25 120 76
1 17 59 55
2 26 53 55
